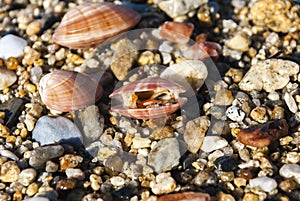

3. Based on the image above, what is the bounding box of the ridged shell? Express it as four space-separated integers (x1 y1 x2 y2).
39 70 103 112
110 77 187 119
52 2 141 49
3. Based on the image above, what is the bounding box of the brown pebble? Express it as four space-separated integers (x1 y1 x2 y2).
237 169 255 180
238 119 288 147
160 21 194 44
157 192 211 201
59 154 82 170
5 57 19 70
56 179 77 190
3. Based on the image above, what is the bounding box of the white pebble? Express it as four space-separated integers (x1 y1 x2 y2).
249 176 277 192
226 106 245 121
279 164 300 184
284 92 298 113
201 136 228 153
110 176 125 187
0 34 27 59
0 149 19 161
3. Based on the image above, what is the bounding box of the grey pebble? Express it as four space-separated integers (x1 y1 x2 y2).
32 116 83 148
148 138 180 173
29 144 64 169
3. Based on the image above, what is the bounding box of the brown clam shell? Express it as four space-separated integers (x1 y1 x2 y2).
39 70 103 112
52 2 141 49
109 77 187 119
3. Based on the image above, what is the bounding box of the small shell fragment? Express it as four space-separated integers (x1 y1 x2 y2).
160 21 194 44
53 2 141 49
39 70 103 112
109 77 187 119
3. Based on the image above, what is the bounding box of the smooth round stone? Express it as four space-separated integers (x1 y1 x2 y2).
32 116 83 148
18 168 37 186
280 164 300 184
226 106 245 122
249 176 277 192
0 34 27 59
66 168 85 180
0 68 17 90
0 161 20 182
150 173 176 195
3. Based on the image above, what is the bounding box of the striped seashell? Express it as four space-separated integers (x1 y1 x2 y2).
52 2 141 49
109 77 187 119
39 70 103 112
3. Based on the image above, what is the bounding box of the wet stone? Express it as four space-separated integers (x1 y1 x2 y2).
214 156 238 172
184 116 210 153
0 161 20 182
32 116 83 148
148 138 180 173
112 185 135 200
29 144 64 169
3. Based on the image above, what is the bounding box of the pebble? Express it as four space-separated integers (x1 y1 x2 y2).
238 119 288 147
32 116 83 148
132 137 151 149
214 156 238 172
18 168 37 186
239 59 299 92
201 136 228 153
29 144 64 169
150 173 176 195
160 60 208 91
26 20 41 36
158 0 207 18
157 192 211 201
66 168 85 180
279 164 300 184
0 161 20 182
160 21 194 44
249 176 277 192
284 92 298 113
110 38 138 80
225 33 250 52
0 34 27 59
56 179 77 190
214 89 234 106
30 66 43 84
0 68 17 90
226 106 245 122
148 138 180 173
151 126 174 140
183 116 210 153
0 149 19 161
76 105 104 147
110 176 125 187
250 106 268 123
250 0 299 33
59 154 83 171
45 160 59 173
23 197 50 201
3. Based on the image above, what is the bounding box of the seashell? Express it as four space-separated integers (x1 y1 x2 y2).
109 77 187 119
39 70 103 112
52 2 141 49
